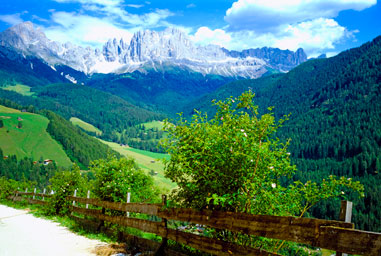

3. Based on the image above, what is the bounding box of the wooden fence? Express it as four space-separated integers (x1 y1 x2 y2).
10 191 381 256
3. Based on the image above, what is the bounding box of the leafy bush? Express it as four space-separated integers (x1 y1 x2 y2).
161 91 364 216
91 155 159 203
47 165 86 215
0 177 19 199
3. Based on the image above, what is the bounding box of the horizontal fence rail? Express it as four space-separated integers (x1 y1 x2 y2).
12 191 381 256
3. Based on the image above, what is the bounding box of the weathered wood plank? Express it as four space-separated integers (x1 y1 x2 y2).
72 205 278 256
166 229 280 256
158 208 353 244
14 192 52 198
318 226 381 256
71 206 165 236
67 196 160 215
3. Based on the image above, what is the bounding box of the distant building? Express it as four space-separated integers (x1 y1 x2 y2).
3 156 8 159
43 159 53 165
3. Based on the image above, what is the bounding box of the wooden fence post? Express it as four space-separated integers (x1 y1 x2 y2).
154 195 168 256
33 188 36 199
126 192 131 217
72 189 77 206
337 200 353 256
86 190 90 209
43 188 46 201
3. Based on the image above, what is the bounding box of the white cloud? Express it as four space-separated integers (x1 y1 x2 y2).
191 27 232 48
221 0 375 56
186 3 196 8
0 13 24 26
53 0 122 5
126 4 144 8
273 18 351 54
120 9 174 27
45 0 175 48
225 0 376 31
190 18 353 56
45 12 134 48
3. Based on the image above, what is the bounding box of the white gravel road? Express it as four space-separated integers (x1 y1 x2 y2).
0 204 105 256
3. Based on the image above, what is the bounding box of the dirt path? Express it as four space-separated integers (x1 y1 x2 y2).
0 204 106 256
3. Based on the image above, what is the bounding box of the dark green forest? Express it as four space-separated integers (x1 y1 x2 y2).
86 68 232 114
186 36 381 232
42 110 120 168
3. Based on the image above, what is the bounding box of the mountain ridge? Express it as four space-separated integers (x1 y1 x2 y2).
0 22 307 79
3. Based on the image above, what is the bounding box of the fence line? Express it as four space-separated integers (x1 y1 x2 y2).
11 191 381 256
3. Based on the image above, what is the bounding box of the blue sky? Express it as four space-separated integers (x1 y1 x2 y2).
0 0 380 57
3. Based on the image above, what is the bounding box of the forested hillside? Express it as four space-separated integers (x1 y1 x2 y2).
33 83 162 138
187 36 381 231
86 68 232 115
41 110 120 168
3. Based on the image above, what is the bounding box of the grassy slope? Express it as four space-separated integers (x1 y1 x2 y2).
141 121 164 130
3 84 35 97
70 117 102 135
98 139 176 191
0 105 72 167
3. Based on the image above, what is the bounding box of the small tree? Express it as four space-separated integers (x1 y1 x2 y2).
17 121 22 129
0 119 4 128
91 155 159 203
47 165 85 215
161 91 363 216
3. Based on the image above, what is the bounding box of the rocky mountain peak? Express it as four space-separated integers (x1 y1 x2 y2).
0 22 308 78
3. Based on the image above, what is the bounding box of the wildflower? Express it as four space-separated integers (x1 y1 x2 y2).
271 183 276 188
269 166 274 169
244 132 247 137
241 129 245 132
341 191 345 195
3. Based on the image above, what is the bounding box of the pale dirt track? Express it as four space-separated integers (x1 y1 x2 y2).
0 204 106 256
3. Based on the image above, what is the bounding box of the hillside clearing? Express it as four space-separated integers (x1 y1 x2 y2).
70 117 102 135
2 84 35 96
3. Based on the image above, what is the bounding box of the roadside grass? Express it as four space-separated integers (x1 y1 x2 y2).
2 84 35 96
70 117 102 135
0 199 114 243
0 105 72 167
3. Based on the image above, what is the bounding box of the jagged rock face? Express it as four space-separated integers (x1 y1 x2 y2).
223 47 307 71
0 22 308 78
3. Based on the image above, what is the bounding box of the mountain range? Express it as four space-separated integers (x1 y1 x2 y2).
0 22 307 79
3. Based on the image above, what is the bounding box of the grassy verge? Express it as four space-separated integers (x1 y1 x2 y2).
0 198 114 243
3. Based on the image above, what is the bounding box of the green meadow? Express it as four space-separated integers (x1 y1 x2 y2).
3 84 35 96
70 117 102 135
0 105 72 167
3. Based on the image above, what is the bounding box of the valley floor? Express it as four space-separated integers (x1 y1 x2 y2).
0 205 105 256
